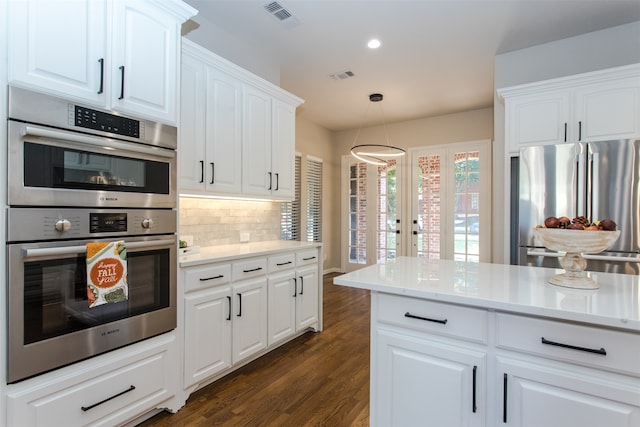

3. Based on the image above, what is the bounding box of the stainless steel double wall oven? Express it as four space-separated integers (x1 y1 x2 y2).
6 87 178 383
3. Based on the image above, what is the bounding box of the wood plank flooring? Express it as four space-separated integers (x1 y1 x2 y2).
138 272 370 426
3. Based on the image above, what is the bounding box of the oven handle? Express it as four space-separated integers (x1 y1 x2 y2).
23 126 175 159
22 239 176 260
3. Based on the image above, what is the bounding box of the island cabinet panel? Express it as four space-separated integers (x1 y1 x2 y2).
368 290 640 427
374 329 486 427
497 357 640 427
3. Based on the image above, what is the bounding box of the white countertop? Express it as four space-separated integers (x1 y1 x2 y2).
333 257 640 332
179 240 321 267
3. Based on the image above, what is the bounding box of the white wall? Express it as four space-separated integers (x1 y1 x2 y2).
182 13 281 85
493 21 640 264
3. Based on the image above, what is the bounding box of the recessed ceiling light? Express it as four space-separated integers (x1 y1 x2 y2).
367 39 381 49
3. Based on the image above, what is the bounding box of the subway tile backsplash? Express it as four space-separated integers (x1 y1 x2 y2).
179 197 282 246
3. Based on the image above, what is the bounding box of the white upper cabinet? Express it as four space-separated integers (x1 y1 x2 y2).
179 39 303 200
499 64 640 155
8 0 196 124
8 0 108 103
179 44 243 195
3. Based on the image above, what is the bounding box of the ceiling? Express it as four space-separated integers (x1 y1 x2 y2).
183 0 640 131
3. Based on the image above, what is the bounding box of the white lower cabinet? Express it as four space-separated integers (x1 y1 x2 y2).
231 276 268 363
371 292 640 427
267 251 320 345
183 284 232 388
182 246 321 392
374 328 486 427
497 357 640 427
6 335 177 427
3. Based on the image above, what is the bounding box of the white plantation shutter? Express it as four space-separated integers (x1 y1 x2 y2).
281 155 301 240
306 157 322 242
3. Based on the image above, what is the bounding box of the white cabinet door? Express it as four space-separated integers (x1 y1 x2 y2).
183 286 232 388
498 357 640 427
374 328 486 427
574 77 640 142
295 265 319 332
506 91 571 152
204 67 243 194
267 270 296 345
8 0 107 103
110 0 179 123
271 99 296 199
232 277 268 363
178 52 207 193
242 85 273 197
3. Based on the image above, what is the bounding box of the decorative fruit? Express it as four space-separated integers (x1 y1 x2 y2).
558 216 571 228
567 223 585 230
585 224 600 231
544 216 559 228
572 216 590 227
599 219 617 231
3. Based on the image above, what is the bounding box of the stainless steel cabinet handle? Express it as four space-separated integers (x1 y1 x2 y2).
541 337 606 355
81 385 135 411
404 312 447 324
23 239 175 259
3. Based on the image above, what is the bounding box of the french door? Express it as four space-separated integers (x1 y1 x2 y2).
409 140 491 262
341 156 401 272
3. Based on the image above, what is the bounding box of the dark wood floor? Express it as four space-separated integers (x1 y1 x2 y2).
139 272 371 426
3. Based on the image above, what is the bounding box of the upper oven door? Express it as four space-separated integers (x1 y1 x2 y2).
8 121 176 208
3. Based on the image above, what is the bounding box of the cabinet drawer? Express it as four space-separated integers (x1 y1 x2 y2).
375 293 487 344
184 263 231 292
296 249 319 266
7 348 171 427
496 312 640 375
232 257 267 280
268 253 296 273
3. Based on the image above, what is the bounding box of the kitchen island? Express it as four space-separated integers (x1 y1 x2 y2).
334 257 640 427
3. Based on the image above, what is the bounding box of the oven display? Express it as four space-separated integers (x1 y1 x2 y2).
75 106 140 138
90 213 127 233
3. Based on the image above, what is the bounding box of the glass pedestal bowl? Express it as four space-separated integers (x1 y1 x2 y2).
533 228 621 290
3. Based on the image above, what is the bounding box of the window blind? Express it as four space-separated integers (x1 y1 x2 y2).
281 155 301 240
306 157 322 242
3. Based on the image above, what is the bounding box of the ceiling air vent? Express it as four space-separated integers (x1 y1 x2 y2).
264 1 293 21
329 70 355 80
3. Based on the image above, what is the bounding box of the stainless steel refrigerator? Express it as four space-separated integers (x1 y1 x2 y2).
518 139 640 274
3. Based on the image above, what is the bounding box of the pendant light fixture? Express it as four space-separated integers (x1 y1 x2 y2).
350 93 406 166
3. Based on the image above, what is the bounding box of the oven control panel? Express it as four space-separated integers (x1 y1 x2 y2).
72 105 143 139
7 208 177 242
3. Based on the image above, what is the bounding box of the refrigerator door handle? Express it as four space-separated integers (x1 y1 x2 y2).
527 249 640 263
590 152 600 221
576 150 586 217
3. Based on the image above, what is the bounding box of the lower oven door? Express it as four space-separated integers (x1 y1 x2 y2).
7 235 177 383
